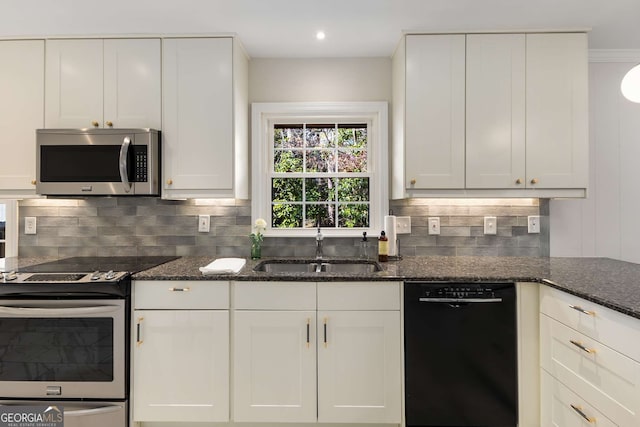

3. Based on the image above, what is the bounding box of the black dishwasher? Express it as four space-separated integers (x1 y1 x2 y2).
404 281 517 427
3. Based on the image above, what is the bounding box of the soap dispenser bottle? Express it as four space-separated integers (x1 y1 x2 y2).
359 232 369 259
378 231 389 262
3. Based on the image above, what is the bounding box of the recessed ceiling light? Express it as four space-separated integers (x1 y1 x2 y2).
316 31 326 40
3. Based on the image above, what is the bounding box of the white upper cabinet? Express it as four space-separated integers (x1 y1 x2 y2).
162 37 249 199
0 40 44 195
393 32 588 198
403 34 466 190
45 38 161 129
466 34 526 189
526 33 588 189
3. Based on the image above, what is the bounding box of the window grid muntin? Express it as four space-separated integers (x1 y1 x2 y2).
271 122 370 229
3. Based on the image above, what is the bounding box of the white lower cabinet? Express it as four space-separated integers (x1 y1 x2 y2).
132 281 230 423
541 370 617 427
540 285 640 426
317 310 401 423
232 281 402 425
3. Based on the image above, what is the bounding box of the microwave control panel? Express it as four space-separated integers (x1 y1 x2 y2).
134 146 148 182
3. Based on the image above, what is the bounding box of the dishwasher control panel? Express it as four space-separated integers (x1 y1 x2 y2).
406 282 515 301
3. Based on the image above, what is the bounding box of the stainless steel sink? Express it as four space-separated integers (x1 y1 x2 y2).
253 259 383 274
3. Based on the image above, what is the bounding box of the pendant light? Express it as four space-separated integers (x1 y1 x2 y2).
621 63 640 103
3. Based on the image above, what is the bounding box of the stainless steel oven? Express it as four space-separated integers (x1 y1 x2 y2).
0 298 126 399
0 256 177 427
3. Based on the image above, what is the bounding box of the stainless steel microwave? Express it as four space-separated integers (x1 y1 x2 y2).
36 128 160 196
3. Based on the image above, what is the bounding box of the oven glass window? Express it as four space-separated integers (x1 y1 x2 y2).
0 318 114 381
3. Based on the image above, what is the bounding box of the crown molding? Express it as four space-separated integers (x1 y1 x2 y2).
589 49 640 63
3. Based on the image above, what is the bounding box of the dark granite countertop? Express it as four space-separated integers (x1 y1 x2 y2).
131 255 640 319
4 255 640 320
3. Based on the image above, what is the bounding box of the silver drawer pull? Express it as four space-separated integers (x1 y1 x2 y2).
570 404 596 423
169 287 191 292
570 339 596 354
569 304 595 316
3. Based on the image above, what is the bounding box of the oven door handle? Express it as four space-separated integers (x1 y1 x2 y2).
64 404 124 417
0 305 121 316
119 136 132 193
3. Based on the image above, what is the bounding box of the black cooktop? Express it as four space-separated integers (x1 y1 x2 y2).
19 255 179 274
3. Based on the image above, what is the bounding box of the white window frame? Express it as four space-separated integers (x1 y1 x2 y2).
252 102 388 237
0 200 18 258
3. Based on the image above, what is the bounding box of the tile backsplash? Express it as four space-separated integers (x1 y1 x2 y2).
18 197 548 258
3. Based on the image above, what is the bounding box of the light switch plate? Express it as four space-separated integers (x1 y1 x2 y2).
528 215 540 233
428 217 440 235
396 216 411 234
484 216 497 235
198 215 210 233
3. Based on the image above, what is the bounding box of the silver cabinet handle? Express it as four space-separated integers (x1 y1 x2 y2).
570 404 596 423
136 316 144 346
119 136 132 193
569 304 595 316
570 339 596 354
169 287 190 292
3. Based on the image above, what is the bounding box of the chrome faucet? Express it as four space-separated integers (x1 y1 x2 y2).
315 221 324 260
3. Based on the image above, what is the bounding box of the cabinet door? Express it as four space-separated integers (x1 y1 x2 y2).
162 38 233 196
233 310 316 422
317 310 402 423
526 33 588 189
405 34 465 189
103 39 161 129
132 310 229 422
540 370 618 427
466 34 526 189
45 39 103 128
0 40 43 193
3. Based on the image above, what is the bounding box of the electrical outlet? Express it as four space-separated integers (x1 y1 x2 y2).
428 217 440 235
528 215 540 233
25 217 37 235
198 215 210 233
396 216 411 234
484 216 497 235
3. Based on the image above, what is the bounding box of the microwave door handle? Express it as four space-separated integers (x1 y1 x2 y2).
119 136 132 193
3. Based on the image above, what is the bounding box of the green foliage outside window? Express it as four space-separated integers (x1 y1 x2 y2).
271 123 370 229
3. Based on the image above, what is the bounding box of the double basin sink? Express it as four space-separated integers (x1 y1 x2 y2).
254 259 383 274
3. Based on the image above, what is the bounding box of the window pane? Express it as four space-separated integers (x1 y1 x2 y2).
305 126 335 148
274 125 304 149
272 178 302 202
274 150 303 172
337 125 367 148
338 204 369 228
306 204 335 228
272 204 302 228
337 178 369 202
306 150 336 172
338 149 367 172
305 178 335 202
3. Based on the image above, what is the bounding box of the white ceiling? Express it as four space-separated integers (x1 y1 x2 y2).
2 0 640 58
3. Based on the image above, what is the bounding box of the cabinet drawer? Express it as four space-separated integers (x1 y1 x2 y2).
541 370 617 427
317 282 400 310
134 280 229 309
234 282 316 310
541 314 640 426
540 285 640 361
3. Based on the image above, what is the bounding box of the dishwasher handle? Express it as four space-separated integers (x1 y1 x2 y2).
419 297 503 303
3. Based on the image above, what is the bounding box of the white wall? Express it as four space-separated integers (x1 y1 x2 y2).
550 57 640 262
249 58 391 103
